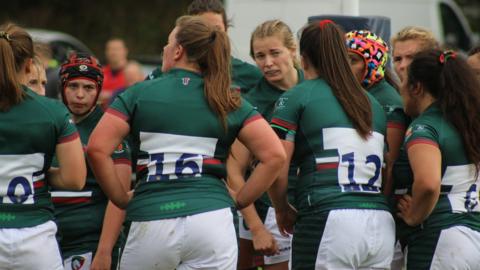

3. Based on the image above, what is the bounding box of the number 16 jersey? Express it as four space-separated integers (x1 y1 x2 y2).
271 79 388 216
109 68 259 222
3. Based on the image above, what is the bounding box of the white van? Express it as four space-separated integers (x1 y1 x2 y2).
226 0 474 62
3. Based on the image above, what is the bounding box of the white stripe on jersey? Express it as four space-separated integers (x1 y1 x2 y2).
137 158 149 165
442 164 480 213
0 153 44 204
50 191 93 198
315 157 339 164
322 127 384 188
139 132 219 180
32 173 45 182
139 132 218 156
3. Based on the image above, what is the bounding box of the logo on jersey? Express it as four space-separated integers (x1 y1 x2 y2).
71 256 86 270
182 77 190 86
384 105 395 114
413 124 425 131
79 65 88 72
274 97 288 111
114 143 125 154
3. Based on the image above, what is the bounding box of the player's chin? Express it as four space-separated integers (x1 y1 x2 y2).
70 107 89 116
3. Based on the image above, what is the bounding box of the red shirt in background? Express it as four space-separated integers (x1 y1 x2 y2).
102 65 126 94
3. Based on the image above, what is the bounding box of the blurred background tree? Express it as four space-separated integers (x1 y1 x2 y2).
0 0 192 61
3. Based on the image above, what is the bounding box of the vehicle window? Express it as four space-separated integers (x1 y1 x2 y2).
50 41 89 64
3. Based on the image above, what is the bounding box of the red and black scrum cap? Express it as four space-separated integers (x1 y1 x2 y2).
59 52 104 90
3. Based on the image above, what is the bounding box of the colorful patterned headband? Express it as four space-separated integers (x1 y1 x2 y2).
345 30 388 88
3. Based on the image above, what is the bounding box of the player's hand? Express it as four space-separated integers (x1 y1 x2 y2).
397 194 419 226
90 250 112 270
275 203 297 237
250 224 279 256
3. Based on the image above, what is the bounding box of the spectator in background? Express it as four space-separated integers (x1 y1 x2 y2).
124 60 144 87
26 56 47 95
100 38 128 105
108 60 145 104
467 46 480 81
391 26 439 82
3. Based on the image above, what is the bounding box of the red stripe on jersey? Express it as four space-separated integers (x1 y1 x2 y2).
316 162 339 170
33 180 45 188
106 108 129 121
136 164 147 173
114 158 132 166
51 197 91 204
58 132 80 144
271 118 297 131
406 138 439 150
243 114 263 127
203 158 222 165
387 122 406 130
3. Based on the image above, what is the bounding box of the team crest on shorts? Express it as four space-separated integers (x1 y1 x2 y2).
71 255 86 270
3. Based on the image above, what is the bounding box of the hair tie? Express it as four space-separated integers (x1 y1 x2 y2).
0 31 11 41
439 50 456 64
318 19 333 29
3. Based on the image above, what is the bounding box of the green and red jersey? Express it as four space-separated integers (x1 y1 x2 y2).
393 103 480 239
244 69 304 215
0 87 78 228
51 106 131 258
271 78 389 216
109 68 260 221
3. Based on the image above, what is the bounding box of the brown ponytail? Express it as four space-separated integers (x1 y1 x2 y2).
175 16 240 129
300 21 372 139
0 23 32 111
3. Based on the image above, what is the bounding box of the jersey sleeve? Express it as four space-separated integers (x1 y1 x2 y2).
107 86 138 122
237 98 262 127
55 103 79 144
386 105 409 130
404 121 439 150
112 140 132 165
270 90 303 142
